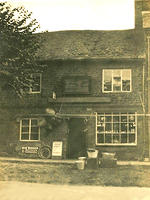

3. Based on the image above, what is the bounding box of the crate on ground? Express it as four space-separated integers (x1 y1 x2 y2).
100 152 117 168
102 152 116 160
100 158 117 168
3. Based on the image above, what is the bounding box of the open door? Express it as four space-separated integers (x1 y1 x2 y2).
67 118 86 159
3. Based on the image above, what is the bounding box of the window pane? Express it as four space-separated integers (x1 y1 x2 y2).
122 80 130 91
121 134 127 143
105 123 112 132
22 127 29 133
113 70 121 78
31 74 41 92
113 134 120 143
113 70 121 91
32 84 40 92
31 134 39 140
113 116 119 122
121 123 127 133
21 134 29 140
113 84 121 91
31 127 39 133
31 119 38 126
97 125 104 133
105 134 112 143
122 70 131 91
104 70 112 91
129 134 135 143
129 115 135 122
97 116 104 123
129 123 136 133
122 70 130 80
113 123 119 133
121 116 127 122
105 116 111 122
97 134 104 143
22 119 29 126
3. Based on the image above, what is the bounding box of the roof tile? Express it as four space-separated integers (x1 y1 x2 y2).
37 30 145 60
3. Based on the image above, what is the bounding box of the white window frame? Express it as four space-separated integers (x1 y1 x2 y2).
102 69 132 93
96 112 137 146
20 118 40 141
29 73 42 94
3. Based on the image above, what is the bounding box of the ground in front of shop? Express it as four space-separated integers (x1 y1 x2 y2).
0 161 150 187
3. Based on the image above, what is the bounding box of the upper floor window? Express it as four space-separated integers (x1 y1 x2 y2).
29 73 41 94
103 69 131 93
20 118 40 141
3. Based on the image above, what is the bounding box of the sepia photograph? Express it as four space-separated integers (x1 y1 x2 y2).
0 0 150 199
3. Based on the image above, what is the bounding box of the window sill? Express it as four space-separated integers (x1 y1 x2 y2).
96 143 137 146
20 140 40 142
102 91 132 93
28 92 41 94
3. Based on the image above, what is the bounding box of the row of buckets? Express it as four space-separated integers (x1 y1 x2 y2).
76 149 116 170
76 148 99 170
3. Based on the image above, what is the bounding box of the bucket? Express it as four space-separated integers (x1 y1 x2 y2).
78 157 87 165
76 160 85 170
87 149 98 158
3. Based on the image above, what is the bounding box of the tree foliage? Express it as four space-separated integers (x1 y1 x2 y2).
0 2 43 97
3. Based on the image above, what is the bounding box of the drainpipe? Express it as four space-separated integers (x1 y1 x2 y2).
138 58 146 159
139 62 146 158
147 37 150 158
143 63 146 158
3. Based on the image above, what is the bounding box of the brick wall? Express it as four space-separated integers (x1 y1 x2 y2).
40 59 144 107
0 58 147 160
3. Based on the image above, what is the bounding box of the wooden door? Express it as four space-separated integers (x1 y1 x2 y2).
68 118 86 159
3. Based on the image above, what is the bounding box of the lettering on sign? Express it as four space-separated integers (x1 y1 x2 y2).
22 146 39 154
63 76 90 94
52 141 63 157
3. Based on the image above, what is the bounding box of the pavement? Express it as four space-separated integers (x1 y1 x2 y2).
0 157 150 200
0 156 75 165
0 156 150 166
0 181 150 200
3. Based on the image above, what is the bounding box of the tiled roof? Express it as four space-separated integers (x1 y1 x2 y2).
36 29 145 60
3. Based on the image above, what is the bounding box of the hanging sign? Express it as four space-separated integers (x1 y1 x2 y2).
52 141 63 157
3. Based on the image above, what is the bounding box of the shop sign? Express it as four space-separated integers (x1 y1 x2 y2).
64 76 90 94
22 146 39 154
52 141 63 157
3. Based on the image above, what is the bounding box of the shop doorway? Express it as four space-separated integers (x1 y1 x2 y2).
68 118 86 159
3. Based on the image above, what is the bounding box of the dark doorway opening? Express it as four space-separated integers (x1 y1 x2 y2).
67 118 86 159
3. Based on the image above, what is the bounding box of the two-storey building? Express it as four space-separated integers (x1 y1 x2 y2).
0 0 149 160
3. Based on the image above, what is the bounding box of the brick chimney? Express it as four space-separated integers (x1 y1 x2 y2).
135 0 143 29
142 0 150 29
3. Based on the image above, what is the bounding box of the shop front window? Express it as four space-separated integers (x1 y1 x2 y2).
96 113 137 145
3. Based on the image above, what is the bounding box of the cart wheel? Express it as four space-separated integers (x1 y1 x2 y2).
38 146 52 159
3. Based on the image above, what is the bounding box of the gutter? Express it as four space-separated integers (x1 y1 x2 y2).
37 56 145 63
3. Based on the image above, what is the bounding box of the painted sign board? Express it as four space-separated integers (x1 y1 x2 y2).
22 146 39 154
64 76 90 94
52 141 63 157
